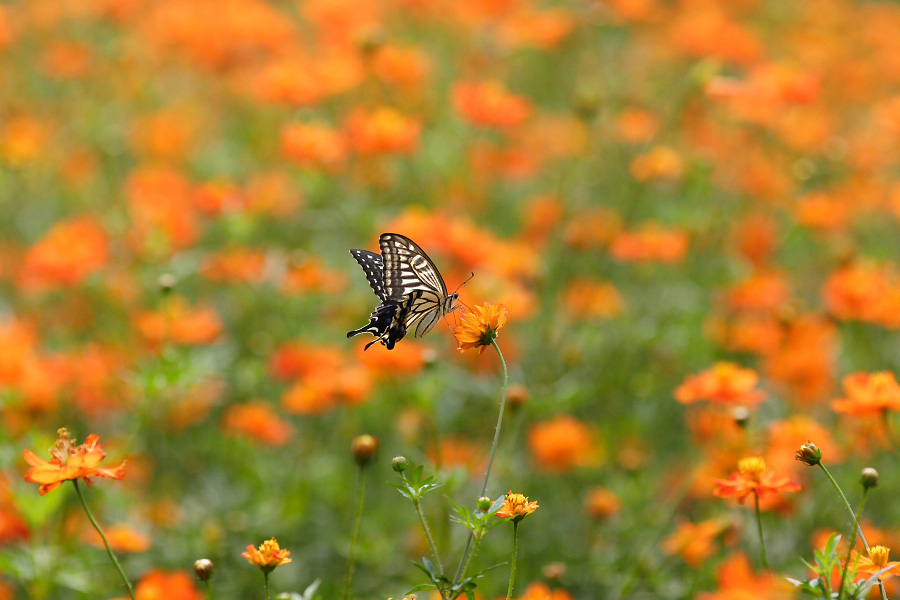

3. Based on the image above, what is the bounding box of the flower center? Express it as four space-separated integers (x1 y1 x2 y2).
737 456 766 482
871 545 891 567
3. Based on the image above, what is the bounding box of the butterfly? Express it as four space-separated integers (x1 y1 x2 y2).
347 233 459 350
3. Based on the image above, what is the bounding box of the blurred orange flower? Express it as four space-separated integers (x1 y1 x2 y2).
200 248 267 284
661 518 726 567
528 415 601 473
498 8 575 50
19 217 108 291
0 116 49 166
847 546 900 582
723 271 789 312
280 122 347 171
23 429 126 496
454 303 508 353
675 362 767 407
629 146 685 182
514 582 574 600
610 223 689 264
696 553 794 599
40 41 91 79
126 167 198 255
84 524 151 553
130 110 196 163
372 45 430 89
344 107 420 156
222 401 293 446
713 456 800 504
823 262 892 323
562 280 624 319
615 107 659 144
135 569 202 600
832 372 900 416
453 81 532 129
133 297 222 346
583 487 621 521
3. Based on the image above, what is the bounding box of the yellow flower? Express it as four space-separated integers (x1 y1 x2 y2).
242 538 292 573
495 491 539 523
454 303 508 353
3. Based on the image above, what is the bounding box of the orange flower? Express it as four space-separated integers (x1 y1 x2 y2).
583 487 622 521
135 569 203 600
615 107 659 144
495 491 539 523
126 166 198 255
528 415 601 473
344 107 420 156
372 45 430 89
454 302 508 353
200 248 267 284
0 116 49 166
847 546 900 582
823 262 892 323
280 122 347 171
661 518 726 567
629 145 686 182
563 280 624 319
19 216 109 291
713 456 801 504
84 524 152 553
453 81 532 129
130 109 196 163
832 372 900 416
675 362 767 407
40 41 92 80
222 401 293 446
696 553 794 599
610 223 689 264
23 429 126 496
133 297 222 346
242 538 292 573
515 582 574 600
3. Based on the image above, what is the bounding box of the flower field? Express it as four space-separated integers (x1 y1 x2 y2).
4 0 900 598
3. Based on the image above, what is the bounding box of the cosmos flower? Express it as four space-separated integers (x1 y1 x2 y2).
23 429 126 496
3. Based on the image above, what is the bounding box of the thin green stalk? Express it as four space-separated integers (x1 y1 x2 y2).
204 580 212 600
817 463 887 600
72 480 136 600
264 572 270 600
838 488 868 600
453 340 509 584
458 532 483 583
506 522 519 600
404 473 444 574
343 465 368 600
753 491 769 570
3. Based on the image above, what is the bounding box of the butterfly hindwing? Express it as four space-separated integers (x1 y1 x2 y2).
349 249 386 301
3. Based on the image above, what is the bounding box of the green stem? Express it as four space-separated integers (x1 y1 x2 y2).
264 571 270 600
838 488 868 600
454 339 509 584
458 532 483 583
753 491 769 570
506 522 519 600
343 465 367 600
817 463 887 600
407 481 444 575
204 580 212 600
72 480 136 600
881 410 900 452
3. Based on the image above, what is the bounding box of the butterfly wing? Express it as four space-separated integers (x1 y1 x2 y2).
349 249 386 301
379 233 449 301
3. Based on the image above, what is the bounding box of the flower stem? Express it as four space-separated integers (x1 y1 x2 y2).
204 580 212 600
458 532 483 583
838 488 868 600
404 472 444 575
343 464 367 600
454 339 509 584
506 522 519 600
753 491 769 570
264 572 270 600
72 480 136 600
817 463 887 600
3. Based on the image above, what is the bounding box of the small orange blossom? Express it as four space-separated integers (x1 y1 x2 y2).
713 456 800 504
454 302 507 353
242 538 292 573
23 428 126 496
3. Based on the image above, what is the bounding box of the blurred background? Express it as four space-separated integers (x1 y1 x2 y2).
3 0 900 598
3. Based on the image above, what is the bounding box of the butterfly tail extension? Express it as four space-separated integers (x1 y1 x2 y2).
347 302 397 340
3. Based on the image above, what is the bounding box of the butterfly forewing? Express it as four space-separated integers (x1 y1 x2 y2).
379 233 449 300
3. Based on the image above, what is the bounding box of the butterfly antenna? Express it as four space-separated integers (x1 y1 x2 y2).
453 272 475 295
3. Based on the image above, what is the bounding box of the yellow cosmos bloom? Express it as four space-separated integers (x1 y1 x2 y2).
242 538 292 573
454 302 508 353
495 491 539 523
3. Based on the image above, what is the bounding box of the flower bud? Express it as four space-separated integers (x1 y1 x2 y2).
193 559 214 582
861 467 879 489
477 496 492 512
391 456 408 473
158 273 176 295
507 384 529 410
542 562 566 583
795 441 822 466
731 406 750 428
351 434 378 466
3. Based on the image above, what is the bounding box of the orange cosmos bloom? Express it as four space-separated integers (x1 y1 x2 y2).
661 518 727 567
563 280 624 319
847 546 900 582
515 582 574 600
453 81 532 129
200 248 267 284
454 303 508 353
498 8 575 50
823 262 892 323
134 569 203 600
222 401 293 446
126 166 198 254
831 372 900 416
23 429 126 496
713 456 801 504
344 107 420 156
495 491 539 523
696 553 794 599
610 223 689 264
84 524 152 553
372 45 430 89
242 538 292 573
629 145 686 182
19 216 109 291
675 362 767 407
280 122 347 171
40 41 92 80
528 415 601 473
133 297 222 346
723 271 789 312
0 116 49 166
615 107 659 144
130 110 195 163
583 487 622 521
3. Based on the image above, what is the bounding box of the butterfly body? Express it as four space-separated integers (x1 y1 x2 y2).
348 233 458 350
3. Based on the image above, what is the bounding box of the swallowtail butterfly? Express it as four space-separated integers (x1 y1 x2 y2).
347 233 459 350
